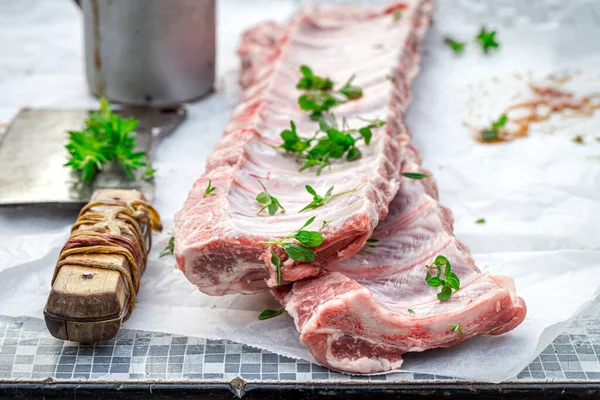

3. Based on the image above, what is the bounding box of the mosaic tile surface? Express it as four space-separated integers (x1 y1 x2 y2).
1 299 600 383
1 0 599 385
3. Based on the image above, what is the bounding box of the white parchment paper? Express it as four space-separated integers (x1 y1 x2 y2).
0 0 599 382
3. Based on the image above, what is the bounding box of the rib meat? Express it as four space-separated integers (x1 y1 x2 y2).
273 147 527 374
174 1 435 295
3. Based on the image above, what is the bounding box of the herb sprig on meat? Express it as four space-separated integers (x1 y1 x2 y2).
261 217 324 284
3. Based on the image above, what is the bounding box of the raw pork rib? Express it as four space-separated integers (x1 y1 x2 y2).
273 147 527 374
174 1 434 295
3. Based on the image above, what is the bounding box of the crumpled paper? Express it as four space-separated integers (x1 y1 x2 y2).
1 0 600 383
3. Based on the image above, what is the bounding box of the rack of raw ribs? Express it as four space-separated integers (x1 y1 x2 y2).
174 0 526 374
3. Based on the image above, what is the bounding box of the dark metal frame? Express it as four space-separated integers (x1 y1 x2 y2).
1 381 599 399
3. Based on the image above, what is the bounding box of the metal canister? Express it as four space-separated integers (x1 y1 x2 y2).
81 0 216 107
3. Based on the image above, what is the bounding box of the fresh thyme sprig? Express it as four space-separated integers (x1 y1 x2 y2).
159 232 175 258
402 172 430 180
204 180 216 197
256 180 285 216
444 37 467 54
259 309 284 321
482 114 508 141
426 255 460 301
300 185 356 212
280 116 386 175
296 66 363 120
365 238 379 248
261 217 324 284
477 26 500 54
448 323 465 335
65 97 153 182
443 26 500 55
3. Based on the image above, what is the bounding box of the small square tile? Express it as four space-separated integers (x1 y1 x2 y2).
111 357 130 364
240 373 260 380
94 346 114 356
204 363 224 374
183 373 203 379
262 353 278 363
62 346 78 355
109 364 129 374
297 363 310 373
171 337 188 345
543 363 562 372
184 355 204 364
312 372 330 380
36 346 61 355
146 364 167 374
186 345 204 355
169 356 184 365
13 355 34 364
205 345 225 354
262 373 278 380
557 354 579 362
169 345 186 356
279 355 295 363
133 346 149 356
225 354 240 363
225 344 241 354
32 365 56 373
241 364 260 373
203 373 224 379
35 355 60 364
56 364 74 373
16 346 36 356
93 356 111 364
92 364 109 373
12 364 33 373
280 373 297 380
205 354 224 363
146 356 167 364
540 354 558 363
150 336 172 346
241 353 260 363
74 364 92 373
148 345 169 357
280 363 295 373
113 346 133 357
183 363 203 374
77 356 93 365
262 364 278 373
78 347 94 356
167 364 183 374
225 364 239 373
